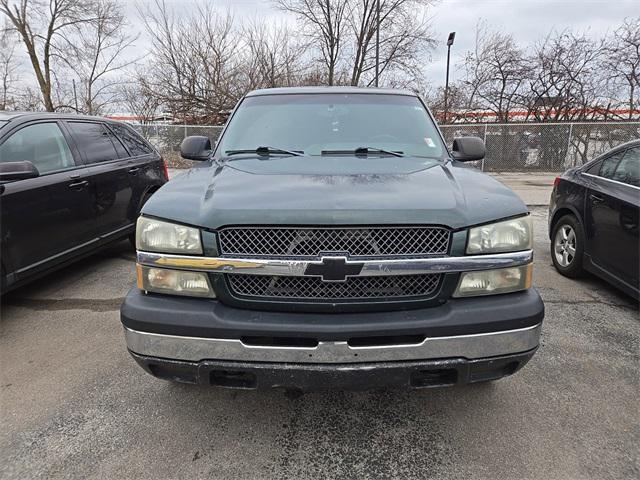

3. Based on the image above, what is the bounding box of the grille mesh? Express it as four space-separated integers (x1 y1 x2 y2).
227 274 441 300
218 227 450 258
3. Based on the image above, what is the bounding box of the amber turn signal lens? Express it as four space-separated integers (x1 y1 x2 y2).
454 263 533 297
136 263 144 290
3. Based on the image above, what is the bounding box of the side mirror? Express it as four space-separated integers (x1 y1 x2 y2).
451 136 485 162
180 136 212 161
0 161 40 181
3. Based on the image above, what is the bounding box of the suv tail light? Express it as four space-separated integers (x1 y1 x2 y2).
162 158 169 181
553 176 561 187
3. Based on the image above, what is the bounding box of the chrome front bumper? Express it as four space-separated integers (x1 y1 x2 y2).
136 249 534 277
124 322 542 364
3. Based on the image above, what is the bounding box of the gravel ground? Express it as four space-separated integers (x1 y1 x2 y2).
1 207 638 480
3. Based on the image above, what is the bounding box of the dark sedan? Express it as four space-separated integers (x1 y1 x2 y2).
549 139 639 299
0 112 168 293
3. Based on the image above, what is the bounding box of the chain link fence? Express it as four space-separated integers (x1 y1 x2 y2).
439 122 640 172
131 124 224 167
133 122 639 172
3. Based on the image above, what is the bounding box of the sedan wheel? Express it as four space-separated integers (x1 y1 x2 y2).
550 214 584 278
554 225 576 267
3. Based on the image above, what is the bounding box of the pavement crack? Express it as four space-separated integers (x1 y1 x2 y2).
4 297 124 312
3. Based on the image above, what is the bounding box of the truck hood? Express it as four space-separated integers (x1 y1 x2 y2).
143 156 528 230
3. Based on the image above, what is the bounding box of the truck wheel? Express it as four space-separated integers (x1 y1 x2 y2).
550 214 584 278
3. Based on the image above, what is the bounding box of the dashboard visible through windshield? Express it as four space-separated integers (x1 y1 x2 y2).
215 93 446 160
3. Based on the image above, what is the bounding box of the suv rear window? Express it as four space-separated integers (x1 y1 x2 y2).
67 122 120 164
109 123 154 157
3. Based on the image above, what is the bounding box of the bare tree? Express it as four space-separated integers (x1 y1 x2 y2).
602 17 640 119
461 23 531 122
0 0 99 111
15 85 44 110
275 0 349 86
0 20 19 110
60 0 137 114
347 0 435 87
119 77 160 124
527 30 606 122
524 31 607 167
276 0 435 87
139 0 243 123
242 20 308 90
424 83 468 122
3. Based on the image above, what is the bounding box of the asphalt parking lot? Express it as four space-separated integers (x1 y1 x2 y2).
1 206 638 480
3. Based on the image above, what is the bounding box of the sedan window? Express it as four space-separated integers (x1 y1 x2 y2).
585 161 601 175
598 151 624 179
612 148 639 187
0 122 75 174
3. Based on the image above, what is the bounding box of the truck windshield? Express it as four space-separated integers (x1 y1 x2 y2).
216 93 446 160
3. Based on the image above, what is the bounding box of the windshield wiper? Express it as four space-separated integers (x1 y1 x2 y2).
321 147 404 157
225 146 304 157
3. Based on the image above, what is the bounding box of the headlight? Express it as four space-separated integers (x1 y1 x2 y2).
137 265 215 298
454 264 532 297
467 216 532 254
136 217 202 254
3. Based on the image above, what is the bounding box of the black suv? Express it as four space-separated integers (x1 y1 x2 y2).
121 87 544 390
0 112 167 292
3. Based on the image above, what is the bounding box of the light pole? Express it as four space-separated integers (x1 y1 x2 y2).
375 0 380 87
443 31 455 124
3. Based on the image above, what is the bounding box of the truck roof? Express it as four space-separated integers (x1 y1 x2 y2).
245 86 418 97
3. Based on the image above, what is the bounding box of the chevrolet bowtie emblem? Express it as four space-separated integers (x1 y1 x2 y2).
304 256 365 282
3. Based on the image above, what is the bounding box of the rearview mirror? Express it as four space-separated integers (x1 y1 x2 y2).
180 136 212 161
0 161 40 181
451 136 485 162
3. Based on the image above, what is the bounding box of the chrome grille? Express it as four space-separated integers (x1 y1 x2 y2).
227 274 441 300
218 227 450 258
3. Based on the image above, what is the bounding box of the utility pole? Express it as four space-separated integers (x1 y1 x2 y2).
443 31 455 124
72 79 79 113
375 0 380 87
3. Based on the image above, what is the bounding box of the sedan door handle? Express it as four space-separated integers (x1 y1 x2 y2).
128 167 140 174
68 180 89 189
589 194 604 204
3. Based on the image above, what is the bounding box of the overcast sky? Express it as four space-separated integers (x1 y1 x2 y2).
9 0 636 100
126 0 638 87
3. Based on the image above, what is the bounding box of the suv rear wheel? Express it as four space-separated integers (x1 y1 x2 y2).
551 214 584 278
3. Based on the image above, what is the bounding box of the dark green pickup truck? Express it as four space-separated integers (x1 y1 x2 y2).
121 87 544 390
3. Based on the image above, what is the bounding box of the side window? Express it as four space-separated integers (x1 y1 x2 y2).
598 151 625 179
612 148 640 187
586 161 601 175
0 122 75 174
67 122 119 164
109 123 154 157
110 131 129 159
